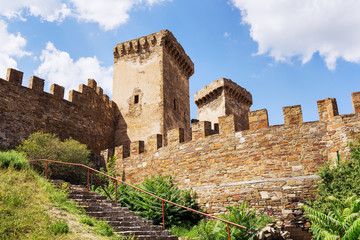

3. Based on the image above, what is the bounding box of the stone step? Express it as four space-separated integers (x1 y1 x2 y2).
52 180 178 239
116 230 172 236
117 235 178 240
110 224 164 232
88 212 143 221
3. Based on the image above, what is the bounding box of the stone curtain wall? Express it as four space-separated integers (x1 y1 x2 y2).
0 68 117 153
107 93 360 239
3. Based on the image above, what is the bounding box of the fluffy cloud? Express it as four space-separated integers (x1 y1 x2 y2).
69 0 172 30
0 0 171 30
0 0 70 22
0 20 30 77
231 0 360 69
35 42 113 98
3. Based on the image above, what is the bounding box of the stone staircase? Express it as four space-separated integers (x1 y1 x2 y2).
52 180 178 240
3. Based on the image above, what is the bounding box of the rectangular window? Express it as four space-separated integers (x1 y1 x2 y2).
134 95 139 104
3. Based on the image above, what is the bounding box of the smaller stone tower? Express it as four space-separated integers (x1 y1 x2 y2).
194 78 252 131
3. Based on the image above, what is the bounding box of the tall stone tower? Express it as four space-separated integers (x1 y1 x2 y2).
113 30 194 147
194 78 252 131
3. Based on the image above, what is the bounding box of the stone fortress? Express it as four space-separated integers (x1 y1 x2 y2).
1 30 360 239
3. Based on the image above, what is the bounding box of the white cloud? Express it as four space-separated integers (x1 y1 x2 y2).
69 0 135 31
69 0 172 31
35 42 113 98
0 20 30 78
224 32 230 38
231 0 360 70
0 0 171 30
0 0 70 22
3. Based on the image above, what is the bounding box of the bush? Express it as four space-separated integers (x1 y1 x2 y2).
49 220 69 235
302 196 360 239
311 136 360 211
97 175 202 228
16 132 91 184
195 203 273 240
94 221 114 236
0 150 29 170
80 216 95 226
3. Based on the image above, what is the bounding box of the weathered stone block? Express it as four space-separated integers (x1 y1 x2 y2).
168 128 184 146
352 91 360 114
130 141 144 156
191 121 211 140
6 68 23 85
283 105 303 125
29 76 45 91
88 78 97 90
79 84 93 95
147 134 162 152
69 90 81 103
249 109 269 130
96 86 103 96
114 145 124 160
219 115 235 135
50 84 65 99
317 98 339 121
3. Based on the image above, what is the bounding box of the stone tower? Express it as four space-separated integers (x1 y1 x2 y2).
112 30 194 147
194 78 252 131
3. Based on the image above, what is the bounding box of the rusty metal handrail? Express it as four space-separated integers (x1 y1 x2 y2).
29 159 246 239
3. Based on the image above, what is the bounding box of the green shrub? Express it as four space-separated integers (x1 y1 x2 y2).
97 175 202 228
312 136 360 211
80 216 95 226
95 221 114 236
0 150 29 170
49 220 69 235
302 196 360 239
195 203 273 240
16 132 91 184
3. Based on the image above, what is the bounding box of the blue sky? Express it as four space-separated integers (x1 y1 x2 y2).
1 0 359 125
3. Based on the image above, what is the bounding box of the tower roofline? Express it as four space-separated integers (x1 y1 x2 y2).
194 78 252 107
113 29 194 78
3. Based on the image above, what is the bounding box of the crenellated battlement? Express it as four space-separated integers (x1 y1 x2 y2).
113 29 194 78
3 68 114 109
0 68 117 153
103 91 360 160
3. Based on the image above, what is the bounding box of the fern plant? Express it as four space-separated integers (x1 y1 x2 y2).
196 202 273 240
302 196 360 240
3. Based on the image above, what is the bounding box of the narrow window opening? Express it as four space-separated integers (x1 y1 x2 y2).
134 95 139 104
173 98 177 111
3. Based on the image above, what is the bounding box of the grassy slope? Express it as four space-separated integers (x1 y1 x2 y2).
0 168 122 240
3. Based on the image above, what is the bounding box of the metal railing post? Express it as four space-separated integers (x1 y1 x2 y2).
45 161 49 179
227 223 231 240
162 200 165 230
115 180 118 203
87 169 90 192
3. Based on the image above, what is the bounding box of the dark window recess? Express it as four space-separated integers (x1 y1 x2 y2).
134 95 139 104
173 99 176 111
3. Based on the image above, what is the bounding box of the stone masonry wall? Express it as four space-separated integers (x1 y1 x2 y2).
107 93 360 239
0 68 116 153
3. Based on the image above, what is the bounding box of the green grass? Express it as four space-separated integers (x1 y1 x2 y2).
0 150 29 170
0 166 125 240
170 225 199 238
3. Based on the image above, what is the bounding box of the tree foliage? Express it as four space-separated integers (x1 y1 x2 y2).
16 131 91 184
